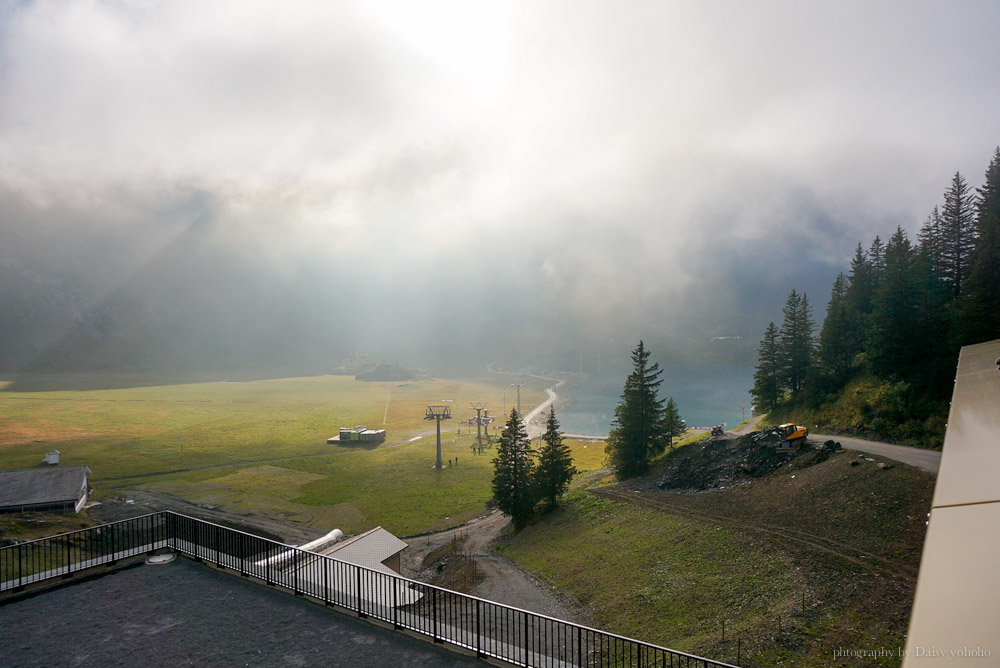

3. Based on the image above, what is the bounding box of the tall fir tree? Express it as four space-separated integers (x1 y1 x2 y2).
866 227 951 391
867 236 886 289
750 322 782 413
818 273 855 385
959 147 1000 344
492 408 536 530
778 290 815 396
662 397 686 447
939 171 978 297
605 341 668 479
918 206 945 274
534 407 575 508
843 243 876 352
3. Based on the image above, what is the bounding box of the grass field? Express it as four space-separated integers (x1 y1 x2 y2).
502 491 801 663
0 374 606 536
501 438 933 667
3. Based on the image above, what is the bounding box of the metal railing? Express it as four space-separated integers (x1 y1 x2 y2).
0 513 169 590
1 512 738 668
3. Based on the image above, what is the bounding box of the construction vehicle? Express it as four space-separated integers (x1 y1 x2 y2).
751 423 809 451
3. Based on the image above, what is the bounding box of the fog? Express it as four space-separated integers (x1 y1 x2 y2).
2 1 999 378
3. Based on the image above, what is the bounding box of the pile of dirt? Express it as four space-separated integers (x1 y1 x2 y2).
656 434 823 492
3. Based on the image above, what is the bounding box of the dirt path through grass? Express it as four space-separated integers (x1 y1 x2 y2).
401 510 592 624
90 489 320 544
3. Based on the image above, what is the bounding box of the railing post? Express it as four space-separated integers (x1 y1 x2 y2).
17 541 23 589
476 599 483 658
432 588 439 643
294 551 300 595
322 558 329 606
355 566 363 616
237 532 243 575
577 626 582 667
65 535 72 577
524 610 529 666
393 575 399 628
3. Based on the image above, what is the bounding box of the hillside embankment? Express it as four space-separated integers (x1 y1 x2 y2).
502 432 935 667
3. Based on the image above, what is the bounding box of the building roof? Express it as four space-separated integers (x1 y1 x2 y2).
321 526 408 573
903 339 1000 665
0 557 484 668
0 466 90 508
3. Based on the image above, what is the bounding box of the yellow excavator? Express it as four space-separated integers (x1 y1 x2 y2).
752 423 809 451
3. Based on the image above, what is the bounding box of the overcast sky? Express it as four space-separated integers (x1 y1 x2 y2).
2 0 999 370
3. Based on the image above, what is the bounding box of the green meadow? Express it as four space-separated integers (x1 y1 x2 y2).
0 375 603 536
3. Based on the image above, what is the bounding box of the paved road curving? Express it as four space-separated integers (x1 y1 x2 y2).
732 417 940 474
812 433 941 474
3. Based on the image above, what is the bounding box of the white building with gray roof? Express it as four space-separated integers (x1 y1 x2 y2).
0 466 91 513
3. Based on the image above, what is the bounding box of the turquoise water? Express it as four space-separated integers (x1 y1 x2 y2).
557 365 755 436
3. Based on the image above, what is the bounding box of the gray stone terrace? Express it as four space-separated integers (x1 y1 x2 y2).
0 556 484 667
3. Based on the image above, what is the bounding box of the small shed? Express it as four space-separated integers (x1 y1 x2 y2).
0 466 91 513
320 526 408 574
44 450 61 466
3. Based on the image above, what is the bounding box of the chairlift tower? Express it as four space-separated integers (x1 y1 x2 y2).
469 402 486 452
482 410 497 443
425 405 452 469
510 382 525 417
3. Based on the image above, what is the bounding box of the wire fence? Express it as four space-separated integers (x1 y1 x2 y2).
2 512 738 668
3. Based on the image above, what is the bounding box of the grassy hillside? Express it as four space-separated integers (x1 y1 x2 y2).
501 439 935 667
0 374 576 536
766 376 947 449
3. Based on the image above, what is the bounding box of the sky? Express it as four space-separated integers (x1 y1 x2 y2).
1 0 999 374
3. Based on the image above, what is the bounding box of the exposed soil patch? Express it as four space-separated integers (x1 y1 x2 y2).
654 433 828 492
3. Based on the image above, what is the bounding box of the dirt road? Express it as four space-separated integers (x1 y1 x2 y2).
735 417 941 474
812 433 941 474
402 510 591 624
89 489 319 544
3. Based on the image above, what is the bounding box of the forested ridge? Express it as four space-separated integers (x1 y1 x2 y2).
751 147 1000 448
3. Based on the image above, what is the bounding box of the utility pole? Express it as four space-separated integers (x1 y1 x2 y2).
424 406 452 469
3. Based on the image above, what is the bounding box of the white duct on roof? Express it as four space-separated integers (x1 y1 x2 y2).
252 528 345 570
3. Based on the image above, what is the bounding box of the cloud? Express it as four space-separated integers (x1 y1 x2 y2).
1 0 999 371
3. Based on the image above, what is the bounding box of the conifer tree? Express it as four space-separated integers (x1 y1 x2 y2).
845 243 875 313
492 408 536 530
750 322 782 413
818 273 854 384
867 227 951 390
867 236 886 289
605 341 667 478
534 407 575 508
939 171 978 296
778 290 815 396
918 206 945 274
843 243 876 353
663 397 686 447
959 147 1000 344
